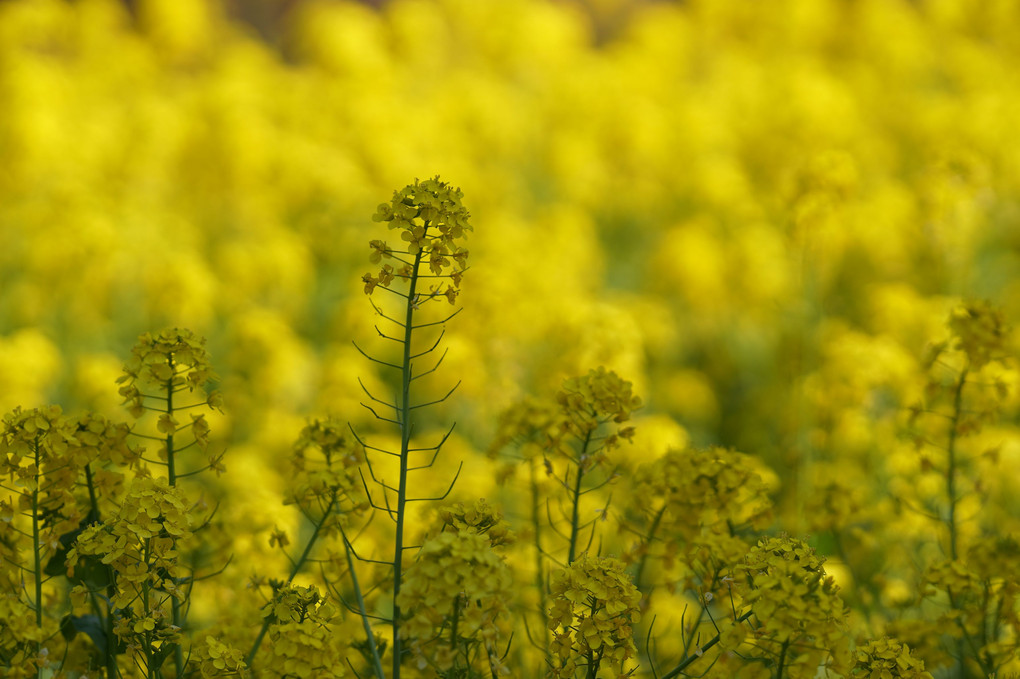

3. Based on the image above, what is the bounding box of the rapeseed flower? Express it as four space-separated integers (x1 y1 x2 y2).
548 555 640 677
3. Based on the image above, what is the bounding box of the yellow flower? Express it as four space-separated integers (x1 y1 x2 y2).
397 530 513 673
853 637 933 678
157 413 178 434
364 177 472 299
949 301 1009 370
269 526 290 549
737 536 852 676
548 555 641 673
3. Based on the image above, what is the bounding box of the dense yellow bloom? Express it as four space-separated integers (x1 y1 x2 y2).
261 585 347 678
548 555 641 677
67 476 193 658
487 396 564 462
366 176 472 305
631 445 774 538
625 445 775 592
852 637 932 679
287 417 367 528
736 536 852 677
558 366 641 434
948 301 1010 370
912 536 1020 674
194 635 250 678
118 328 217 400
432 498 516 549
397 530 513 673
0 407 136 565
492 368 639 475
0 0 1018 677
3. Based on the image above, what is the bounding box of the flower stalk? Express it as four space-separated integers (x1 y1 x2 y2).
353 177 472 678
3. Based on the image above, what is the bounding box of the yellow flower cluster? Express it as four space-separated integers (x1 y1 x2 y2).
434 498 516 549
363 176 471 304
397 530 513 672
288 417 367 526
263 583 327 625
0 592 54 679
627 445 776 588
915 302 1014 436
553 370 638 478
262 584 346 679
547 555 641 678
68 410 139 470
68 477 192 636
916 536 1020 671
558 366 641 437
948 301 1010 370
633 445 774 537
0 407 137 578
736 536 852 678
194 636 250 678
1 407 88 543
117 328 221 419
487 396 563 462
852 637 932 679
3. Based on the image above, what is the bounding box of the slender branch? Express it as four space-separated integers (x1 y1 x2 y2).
343 529 386 679
392 243 427 679
246 494 338 667
660 609 754 679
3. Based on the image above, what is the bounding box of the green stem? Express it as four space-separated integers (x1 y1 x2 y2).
679 603 706 662
631 505 666 679
776 639 790 679
946 367 967 562
660 609 754 679
529 458 549 669
585 599 599 679
343 530 385 679
141 540 156 679
164 369 185 679
567 430 593 565
31 438 43 679
392 243 426 679
944 367 969 679
633 504 667 591
450 594 461 650
246 494 338 667
166 374 177 488
85 464 120 679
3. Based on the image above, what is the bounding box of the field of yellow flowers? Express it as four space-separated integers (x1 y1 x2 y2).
2 0 1019 677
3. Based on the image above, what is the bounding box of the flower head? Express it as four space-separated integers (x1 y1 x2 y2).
548 555 641 676
948 301 1009 370
117 328 217 418
365 177 472 304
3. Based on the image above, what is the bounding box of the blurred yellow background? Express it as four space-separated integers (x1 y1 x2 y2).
1 0 1018 524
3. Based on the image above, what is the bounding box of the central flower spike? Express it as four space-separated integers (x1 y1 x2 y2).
362 176 472 305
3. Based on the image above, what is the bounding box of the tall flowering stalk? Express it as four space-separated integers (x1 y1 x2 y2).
106 328 224 678
621 446 775 672
896 302 1019 677
491 369 639 564
69 477 194 678
489 369 639 672
246 417 368 674
0 406 138 679
547 555 641 679
352 177 472 678
397 528 513 676
0 407 89 678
